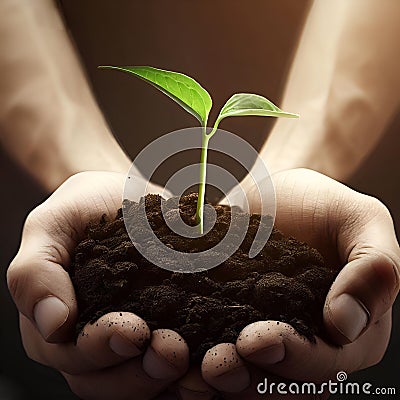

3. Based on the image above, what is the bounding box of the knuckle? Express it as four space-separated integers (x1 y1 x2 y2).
335 194 391 237
63 172 89 188
361 248 398 269
373 246 400 292
360 194 392 222
368 251 400 295
23 204 55 239
6 259 27 303
24 204 46 229
351 248 400 300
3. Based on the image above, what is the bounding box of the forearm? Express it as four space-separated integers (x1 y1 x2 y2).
0 0 131 192
259 0 400 181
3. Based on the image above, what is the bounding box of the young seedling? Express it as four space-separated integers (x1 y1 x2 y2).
100 66 298 233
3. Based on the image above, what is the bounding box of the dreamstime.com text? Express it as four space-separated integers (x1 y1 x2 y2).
257 372 396 396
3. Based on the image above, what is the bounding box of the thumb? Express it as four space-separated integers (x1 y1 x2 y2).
324 196 400 344
7 205 79 343
7 172 125 343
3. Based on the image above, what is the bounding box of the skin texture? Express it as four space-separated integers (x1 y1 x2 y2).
256 0 400 180
0 0 131 191
7 169 400 399
204 169 400 398
2 0 400 399
7 172 189 400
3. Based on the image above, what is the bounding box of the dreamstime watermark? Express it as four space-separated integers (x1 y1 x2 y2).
257 371 397 396
123 127 276 273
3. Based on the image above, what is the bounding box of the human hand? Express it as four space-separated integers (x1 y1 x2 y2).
200 168 400 398
7 171 190 400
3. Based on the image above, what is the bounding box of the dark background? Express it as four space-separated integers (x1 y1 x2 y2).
1 1 399 398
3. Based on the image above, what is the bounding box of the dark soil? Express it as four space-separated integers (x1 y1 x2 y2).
70 193 337 362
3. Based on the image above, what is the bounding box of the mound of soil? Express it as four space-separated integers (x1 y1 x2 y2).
70 193 337 362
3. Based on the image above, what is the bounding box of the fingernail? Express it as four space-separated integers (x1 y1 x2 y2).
215 366 250 393
109 332 141 358
142 346 178 380
246 342 285 365
33 296 69 340
178 387 215 400
328 293 369 342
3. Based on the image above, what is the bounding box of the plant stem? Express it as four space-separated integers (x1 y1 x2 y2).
196 126 209 234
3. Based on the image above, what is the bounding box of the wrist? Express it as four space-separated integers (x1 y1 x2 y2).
256 88 384 181
17 108 133 192
255 117 333 177
50 120 133 191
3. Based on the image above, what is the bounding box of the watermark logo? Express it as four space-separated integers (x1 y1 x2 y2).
257 371 397 396
123 127 275 273
336 371 348 382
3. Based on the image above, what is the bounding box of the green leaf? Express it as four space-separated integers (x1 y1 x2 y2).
212 93 298 134
99 65 212 126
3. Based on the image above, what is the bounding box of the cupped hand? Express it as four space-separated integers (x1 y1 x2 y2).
200 168 400 399
7 171 189 400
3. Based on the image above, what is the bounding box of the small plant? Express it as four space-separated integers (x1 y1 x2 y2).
100 66 298 233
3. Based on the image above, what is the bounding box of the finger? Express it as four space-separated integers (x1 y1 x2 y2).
7 200 80 342
20 311 149 374
63 330 190 400
324 197 400 344
78 312 150 366
236 318 391 382
7 172 125 343
174 366 217 400
143 329 190 380
201 343 250 393
201 358 328 400
8 250 78 343
21 313 189 378
269 169 400 343
219 364 267 400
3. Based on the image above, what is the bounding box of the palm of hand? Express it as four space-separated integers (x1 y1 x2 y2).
203 169 398 399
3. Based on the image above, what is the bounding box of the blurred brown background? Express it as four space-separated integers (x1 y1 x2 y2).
1 1 399 398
